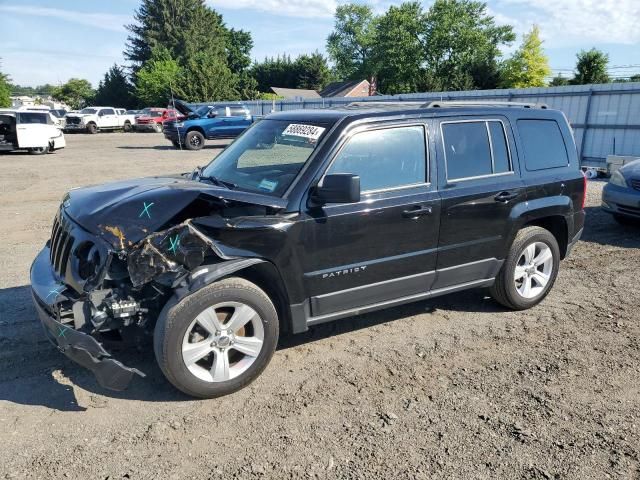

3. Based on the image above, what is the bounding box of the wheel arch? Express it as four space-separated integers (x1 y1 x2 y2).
159 258 294 335
523 216 569 259
186 126 205 136
508 197 572 259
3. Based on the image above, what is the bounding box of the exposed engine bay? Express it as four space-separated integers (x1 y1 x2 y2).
32 173 293 389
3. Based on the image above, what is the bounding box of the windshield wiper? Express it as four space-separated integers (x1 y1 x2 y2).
198 174 238 190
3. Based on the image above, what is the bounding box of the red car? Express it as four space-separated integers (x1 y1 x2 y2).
134 108 181 133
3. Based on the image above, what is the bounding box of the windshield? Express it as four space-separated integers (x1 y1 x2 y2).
201 119 329 197
80 108 97 114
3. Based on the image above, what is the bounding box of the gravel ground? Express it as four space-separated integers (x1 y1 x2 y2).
0 133 639 480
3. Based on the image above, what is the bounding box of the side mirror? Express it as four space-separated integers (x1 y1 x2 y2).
312 174 360 205
98 111 105 117
208 111 218 118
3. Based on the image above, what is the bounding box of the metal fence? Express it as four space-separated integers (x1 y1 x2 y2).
203 82 640 168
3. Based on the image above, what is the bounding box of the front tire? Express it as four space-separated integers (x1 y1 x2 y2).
490 226 560 310
86 122 98 134
154 277 279 398
154 122 163 133
185 130 205 150
28 145 50 155
123 121 133 133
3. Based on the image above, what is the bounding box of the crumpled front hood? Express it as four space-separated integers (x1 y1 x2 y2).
63 176 287 250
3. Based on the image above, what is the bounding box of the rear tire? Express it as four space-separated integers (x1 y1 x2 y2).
185 131 205 150
490 226 560 310
86 123 98 134
154 277 279 398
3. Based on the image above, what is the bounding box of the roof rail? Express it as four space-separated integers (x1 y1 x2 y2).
345 101 426 109
423 100 548 109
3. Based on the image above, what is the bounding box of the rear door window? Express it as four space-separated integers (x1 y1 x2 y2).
441 120 512 181
517 119 569 170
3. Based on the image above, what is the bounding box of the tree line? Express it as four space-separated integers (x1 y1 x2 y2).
1 0 638 110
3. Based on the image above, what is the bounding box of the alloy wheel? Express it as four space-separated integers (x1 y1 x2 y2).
514 242 554 299
181 302 264 383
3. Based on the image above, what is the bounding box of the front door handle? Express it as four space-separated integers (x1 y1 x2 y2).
494 191 519 203
402 205 433 219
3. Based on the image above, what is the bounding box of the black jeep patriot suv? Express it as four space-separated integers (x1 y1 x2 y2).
30 101 586 398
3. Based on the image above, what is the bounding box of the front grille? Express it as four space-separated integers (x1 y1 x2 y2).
49 213 75 277
631 179 640 192
66 117 81 125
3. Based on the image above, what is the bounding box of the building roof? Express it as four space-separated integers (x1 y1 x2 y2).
319 80 369 98
270 87 321 100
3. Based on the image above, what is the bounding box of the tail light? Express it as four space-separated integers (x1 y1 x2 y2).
581 171 587 210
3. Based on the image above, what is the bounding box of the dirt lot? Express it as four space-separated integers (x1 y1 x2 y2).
0 132 639 479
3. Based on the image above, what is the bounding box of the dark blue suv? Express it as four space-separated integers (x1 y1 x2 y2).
164 101 253 150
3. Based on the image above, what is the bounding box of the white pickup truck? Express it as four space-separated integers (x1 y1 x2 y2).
64 107 136 134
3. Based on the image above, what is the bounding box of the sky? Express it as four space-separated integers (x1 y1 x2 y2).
1 0 639 88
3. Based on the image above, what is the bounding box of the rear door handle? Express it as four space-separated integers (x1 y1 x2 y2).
494 191 519 203
402 205 433 218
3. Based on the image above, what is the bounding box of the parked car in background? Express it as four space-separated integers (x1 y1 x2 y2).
135 108 158 120
30 101 585 398
602 159 640 224
164 101 253 150
49 109 68 128
64 107 136 134
0 109 65 154
125 109 141 116
134 108 181 133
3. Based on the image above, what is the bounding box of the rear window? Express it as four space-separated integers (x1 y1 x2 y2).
518 119 569 171
442 120 512 180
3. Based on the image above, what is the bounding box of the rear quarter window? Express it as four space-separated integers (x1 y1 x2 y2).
518 119 569 171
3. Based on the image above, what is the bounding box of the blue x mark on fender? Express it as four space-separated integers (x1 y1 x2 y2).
139 201 155 219
57 326 68 338
168 235 181 254
46 287 63 301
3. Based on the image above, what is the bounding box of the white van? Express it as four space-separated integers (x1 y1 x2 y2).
0 110 66 154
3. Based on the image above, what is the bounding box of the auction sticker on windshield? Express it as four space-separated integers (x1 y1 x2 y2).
282 124 326 141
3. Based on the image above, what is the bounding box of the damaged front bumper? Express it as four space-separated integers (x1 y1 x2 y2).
30 247 145 391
